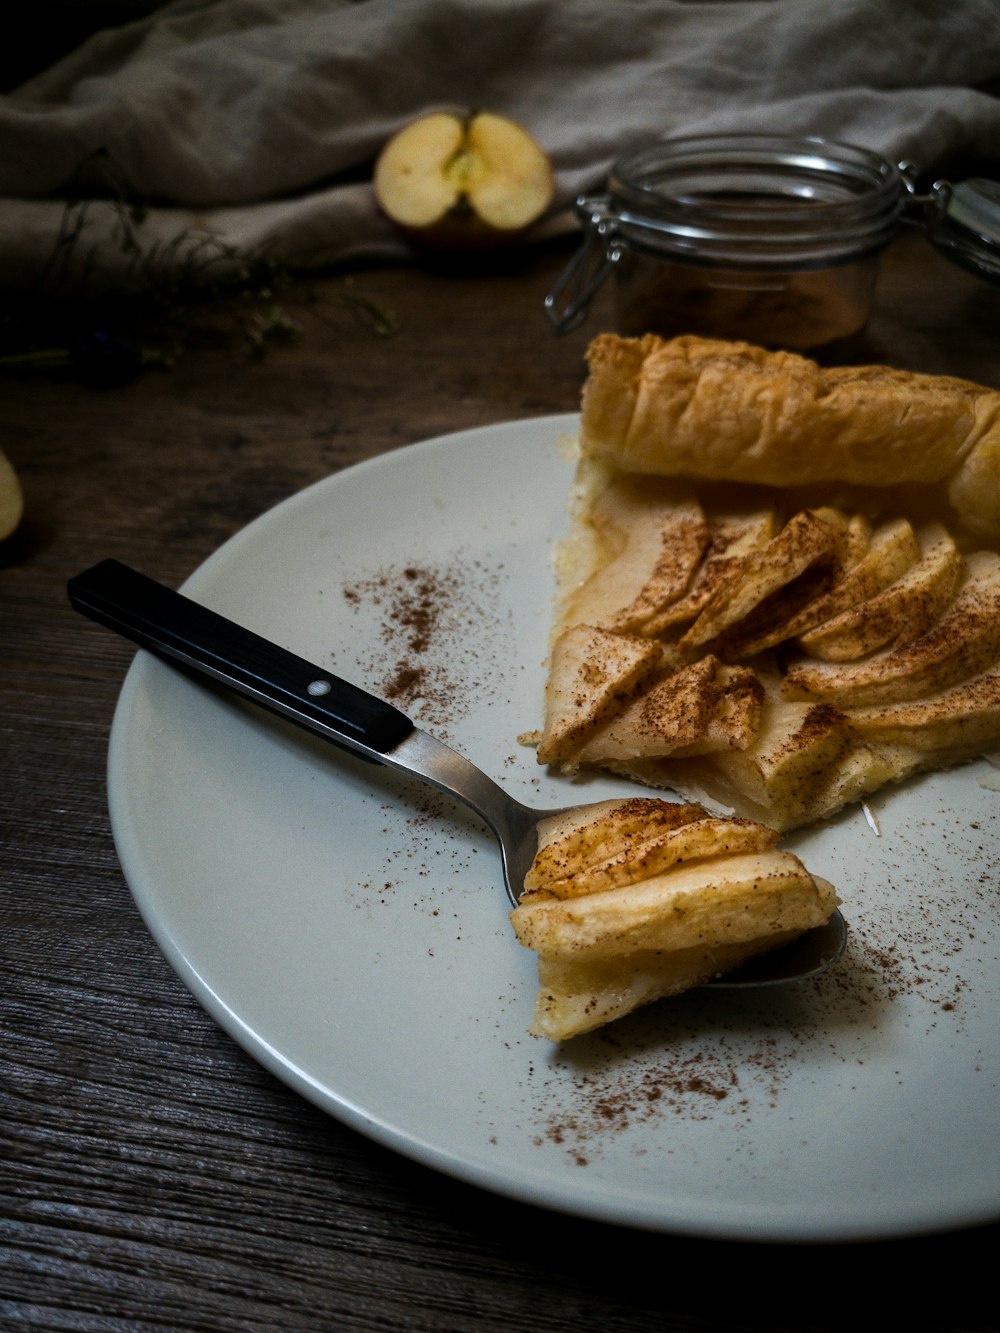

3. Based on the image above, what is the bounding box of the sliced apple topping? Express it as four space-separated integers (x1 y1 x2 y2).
784 550 1000 706
797 521 963 662
521 799 708 900
848 665 1000 751
643 506 778 634
536 485 1000 830
510 797 838 1039
562 477 709 632
738 515 920 656
536 625 662 765
574 656 763 762
520 797 779 900
678 507 847 655
514 851 832 959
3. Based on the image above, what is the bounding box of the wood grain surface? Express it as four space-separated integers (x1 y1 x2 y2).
4 231 1000 1332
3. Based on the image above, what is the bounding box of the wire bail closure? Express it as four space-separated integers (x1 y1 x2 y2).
544 196 623 334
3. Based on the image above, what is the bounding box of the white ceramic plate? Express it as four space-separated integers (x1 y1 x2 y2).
107 415 1000 1243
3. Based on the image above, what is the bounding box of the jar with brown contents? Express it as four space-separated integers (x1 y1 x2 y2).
547 134 907 351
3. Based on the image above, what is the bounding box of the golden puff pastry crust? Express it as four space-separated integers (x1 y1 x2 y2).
580 334 1000 543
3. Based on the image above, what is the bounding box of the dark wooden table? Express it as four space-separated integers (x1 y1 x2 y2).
4 229 1000 1331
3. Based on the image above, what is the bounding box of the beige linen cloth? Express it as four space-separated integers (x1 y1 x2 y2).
2 0 1000 289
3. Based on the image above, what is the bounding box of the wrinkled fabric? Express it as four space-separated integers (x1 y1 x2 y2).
2 0 999 287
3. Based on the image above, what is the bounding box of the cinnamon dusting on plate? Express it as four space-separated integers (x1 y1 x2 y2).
341 554 508 738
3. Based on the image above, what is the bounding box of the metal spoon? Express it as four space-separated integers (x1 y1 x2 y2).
67 559 847 987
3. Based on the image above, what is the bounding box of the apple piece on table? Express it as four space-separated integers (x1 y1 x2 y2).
0 449 23 540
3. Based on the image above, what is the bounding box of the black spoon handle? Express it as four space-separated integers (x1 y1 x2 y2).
67 559 414 761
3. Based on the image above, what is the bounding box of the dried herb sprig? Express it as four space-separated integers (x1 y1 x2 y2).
1 150 397 386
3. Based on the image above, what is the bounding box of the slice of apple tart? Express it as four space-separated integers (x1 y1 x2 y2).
510 796 839 1040
531 333 1000 832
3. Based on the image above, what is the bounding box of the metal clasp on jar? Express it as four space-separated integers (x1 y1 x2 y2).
923 176 1000 283
544 196 624 334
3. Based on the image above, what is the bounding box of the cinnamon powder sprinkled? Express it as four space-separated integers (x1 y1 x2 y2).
524 1009 803 1158
341 554 508 738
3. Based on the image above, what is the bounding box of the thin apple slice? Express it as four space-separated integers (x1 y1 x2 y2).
528 932 808 1040
706 692 854 812
511 848 835 961
575 656 763 762
784 549 1000 706
607 517 709 635
650 732 907 831
848 663 1000 751
532 813 780 900
798 521 963 662
699 663 765 752
536 624 662 766
523 798 707 898
643 506 777 633
669 667 902 830
563 477 708 632
523 796 769 899
739 515 921 655
679 507 846 653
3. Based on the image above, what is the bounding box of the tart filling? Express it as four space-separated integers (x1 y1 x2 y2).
531 334 1000 832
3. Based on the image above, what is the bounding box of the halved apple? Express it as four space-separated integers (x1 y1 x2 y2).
373 110 555 248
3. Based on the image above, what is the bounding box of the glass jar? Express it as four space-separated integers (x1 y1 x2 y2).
545 133 999 351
